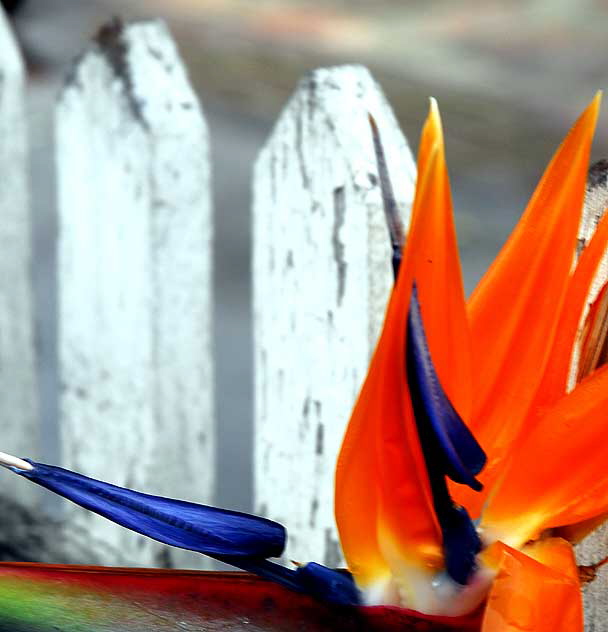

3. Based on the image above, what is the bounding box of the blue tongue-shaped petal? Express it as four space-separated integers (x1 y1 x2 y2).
406 285 486 584
8 459 361 606
407 286 486 489
12 460 286 559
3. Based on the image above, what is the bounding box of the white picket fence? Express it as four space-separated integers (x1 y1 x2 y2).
0 13 410 571
0 10 606 630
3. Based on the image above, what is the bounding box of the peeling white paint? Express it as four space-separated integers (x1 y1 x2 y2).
56 20 213 568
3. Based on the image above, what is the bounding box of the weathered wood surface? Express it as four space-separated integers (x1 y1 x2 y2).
56 19 213 568
573 164 608 631
0 10 38 507
253 65 416 566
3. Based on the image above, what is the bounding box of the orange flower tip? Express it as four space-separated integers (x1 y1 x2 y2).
583 91 602 124
426 97 443 136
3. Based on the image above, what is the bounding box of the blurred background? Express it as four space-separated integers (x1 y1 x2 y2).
7 0 608 521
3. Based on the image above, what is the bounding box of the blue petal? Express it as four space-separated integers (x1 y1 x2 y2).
439 503 481 585
406 285 486 489
13 460 285 559
294 563 360 606
233 559 360 606
406 285 485 584
10 460 361 606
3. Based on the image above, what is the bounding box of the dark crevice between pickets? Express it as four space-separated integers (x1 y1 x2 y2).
587 159 608 189
332 186 347 305
579 159 608 257
295 113 311 189
323 529 342 568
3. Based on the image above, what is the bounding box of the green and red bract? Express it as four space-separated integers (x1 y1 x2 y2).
0 562 481 632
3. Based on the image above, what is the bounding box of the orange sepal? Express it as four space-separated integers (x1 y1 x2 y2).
409 98 472 421
555 511 608 544
480 540 582 632
334 363 390 584
376 99 477 570
481 363 608 547
335 99 473 581
335 259 442 582
458 94 601 517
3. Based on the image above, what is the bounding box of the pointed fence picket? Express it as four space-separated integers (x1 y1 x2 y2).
252 65 415 566
55 19 214 568
0 8 607 629
0 8 38 510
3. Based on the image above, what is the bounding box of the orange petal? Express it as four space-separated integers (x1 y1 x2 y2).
376 100 475 569
336 99 473 585
460 94 601 517
481 363 608 547
556 511 608 544
533 208 608 409
522 537 580 576
334 359 390 585
481 540 582 632
410 98 472 421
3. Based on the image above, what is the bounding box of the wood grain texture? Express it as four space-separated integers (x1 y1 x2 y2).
56 19 213 568
253 65 415 566
0 10 38 507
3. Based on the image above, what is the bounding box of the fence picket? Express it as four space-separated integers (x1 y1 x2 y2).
0 10 38 508
253 65 416 566
56 19 213 568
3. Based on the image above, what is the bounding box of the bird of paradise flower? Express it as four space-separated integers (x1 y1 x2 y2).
2 93 608 632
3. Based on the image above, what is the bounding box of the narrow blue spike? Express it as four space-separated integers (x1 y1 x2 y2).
406 284 485 585
406 286 486 488
439 503 482 585
12 460 286 559
228 558 360 606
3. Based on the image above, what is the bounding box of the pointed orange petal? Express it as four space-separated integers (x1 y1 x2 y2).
336 99 475 587
335 257 442 585
462 95 601 516
375 100 475 572
334 357 388 585
410 98 472 420
481 363 608 547
534 208 608 409
335 104 453 585
481 540 582 632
